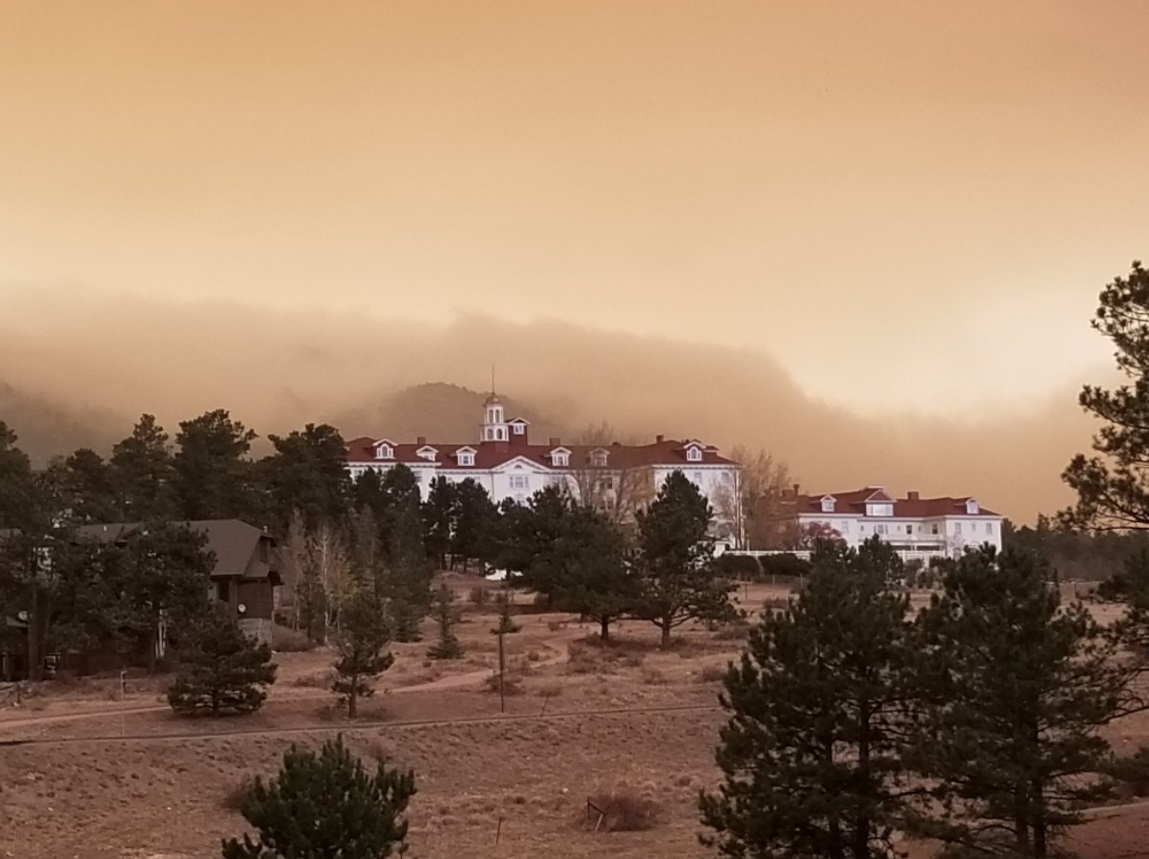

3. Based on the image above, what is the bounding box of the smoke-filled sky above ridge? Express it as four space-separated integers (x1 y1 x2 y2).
1 0 1147 416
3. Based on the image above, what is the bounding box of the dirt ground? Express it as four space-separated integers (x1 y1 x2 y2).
1 581 1147 859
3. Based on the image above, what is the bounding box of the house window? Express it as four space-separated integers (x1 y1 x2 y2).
840 521 849 533
458 453 475 466
985 522 993 534
510 475 529 490
215 580 230 603
686 447 702 462
599 476 614 491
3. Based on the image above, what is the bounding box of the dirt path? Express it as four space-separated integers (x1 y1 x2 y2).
0 623 582 733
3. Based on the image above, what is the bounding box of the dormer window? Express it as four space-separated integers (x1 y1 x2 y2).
820 496 835 513
417 446 438 462
455 446 477 467
509 418 528 436
686 446 702 462
590 449 608 468
550 447 571 467
966 499 979 515
375 444 393 460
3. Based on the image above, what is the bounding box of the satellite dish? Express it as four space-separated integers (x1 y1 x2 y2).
237 603 247 615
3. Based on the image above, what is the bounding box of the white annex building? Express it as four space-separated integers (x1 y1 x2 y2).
344 394 742 532
787 485 1005 561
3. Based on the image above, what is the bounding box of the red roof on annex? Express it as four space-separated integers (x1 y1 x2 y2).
793 486 1001 518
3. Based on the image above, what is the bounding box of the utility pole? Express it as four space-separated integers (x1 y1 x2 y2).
497 630 505 714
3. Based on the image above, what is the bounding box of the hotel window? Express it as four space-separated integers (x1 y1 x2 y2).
875 523 888 535
510 475 528 490
512 422 525 435
458 453 475 466
686 447 702 462
955 522 963 534
552 452 569 467
375 445 393 460
692 471 704 484
905 523 913 535
591 451 608 467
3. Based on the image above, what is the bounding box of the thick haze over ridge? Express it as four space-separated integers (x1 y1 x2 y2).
2 1 1146 520
0 287 1102 523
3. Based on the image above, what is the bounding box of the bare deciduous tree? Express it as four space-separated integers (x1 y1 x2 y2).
722 445 794 549
566 422 656 527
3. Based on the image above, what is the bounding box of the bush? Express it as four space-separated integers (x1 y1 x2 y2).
696 664 727 683
272 625 317 653
221 736 415 859
468 585 490 607
168 613 277 718
482 671 525 696
714 554 763 579
1103 745 1149 798
585 787 660 832
221 775 257 811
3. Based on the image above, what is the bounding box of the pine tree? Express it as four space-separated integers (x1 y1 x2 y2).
552 506 636 642
909 546 1126 858
264 423 351 532
384 502 433 643
452 478 499 572
332 593 393 719
172 409 259 521
168 611 277 717
700 537 915 859
422 476 458 569
633 471 735 648
491 590 521 635
109 414 178 521
427 583 463 660
221 735 416 859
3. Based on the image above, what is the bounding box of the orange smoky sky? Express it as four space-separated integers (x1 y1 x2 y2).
0 1 1147 519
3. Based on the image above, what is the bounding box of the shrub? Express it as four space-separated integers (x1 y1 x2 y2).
585 787 660 832
221 775 257 812
482 671 525 696
468 585 490 606
697 664 727 683
221 735 415 859
272 625 316 653
1103 745 1149 798
641 668 667 685
168 612 277 718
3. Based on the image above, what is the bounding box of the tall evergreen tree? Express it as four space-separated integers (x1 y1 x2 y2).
380 464 421 538
500 485 576 600
633 471 734 648
909 546 1126 858
48 448 121 522
332 592 393 719
173 409 259 520
552 506 637 642
452 478 498 572
109 414 178 520
1063 261 1149 530
422 476 457 569
221 735 415 859
384 502 432 642
264 423 350 532
427 583 463 660
701 538 914 859
168 610 277 717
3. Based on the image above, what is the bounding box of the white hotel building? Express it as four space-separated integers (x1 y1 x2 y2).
787 485 1004 561
344 394 742 531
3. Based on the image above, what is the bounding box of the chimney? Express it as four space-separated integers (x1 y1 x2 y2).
416 436 426 446
656 434 665 443
549 437 560 446
907 490 920 501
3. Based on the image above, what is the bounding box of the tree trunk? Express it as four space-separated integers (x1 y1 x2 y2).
660 619 671 649
1032 778 1047 858
348 677 358 719
600 616 610 642
146 625 157 675
854 702 871 859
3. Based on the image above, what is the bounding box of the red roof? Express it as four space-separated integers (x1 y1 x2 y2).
345 437 737 470
794 486 1000 518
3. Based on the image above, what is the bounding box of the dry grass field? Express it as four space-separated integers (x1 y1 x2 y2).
2 580 1149 859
